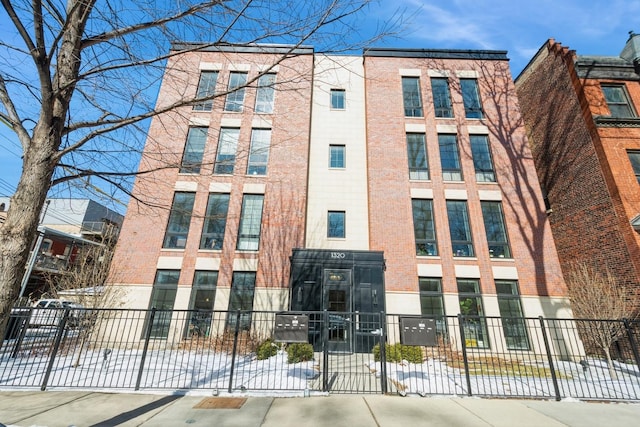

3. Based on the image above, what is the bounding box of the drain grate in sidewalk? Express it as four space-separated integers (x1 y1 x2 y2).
193 397 247 409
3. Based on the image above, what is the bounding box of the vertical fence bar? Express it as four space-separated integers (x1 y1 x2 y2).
539 316 561 401
227 310 241 393
322 310 329 392
379 312 387 394
457 314 472 396
135 308 155 391
40 309 70 391
623 319 640 379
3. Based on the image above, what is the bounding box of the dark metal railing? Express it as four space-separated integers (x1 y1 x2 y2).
1 308 639 400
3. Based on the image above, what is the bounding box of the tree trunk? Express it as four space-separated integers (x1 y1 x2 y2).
604 347 618 380
0 131 57 341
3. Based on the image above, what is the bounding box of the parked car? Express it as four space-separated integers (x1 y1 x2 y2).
29 299 85 328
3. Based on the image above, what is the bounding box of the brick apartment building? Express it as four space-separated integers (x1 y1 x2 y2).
110 44 572 352
515 35 640 308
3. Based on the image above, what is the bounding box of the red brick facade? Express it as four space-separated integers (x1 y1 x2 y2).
111 46 313 295
515 40 640 306
364 51 566 299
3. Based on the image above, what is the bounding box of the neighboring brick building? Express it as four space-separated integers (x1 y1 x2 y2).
515 36 640 308
111 44 572 352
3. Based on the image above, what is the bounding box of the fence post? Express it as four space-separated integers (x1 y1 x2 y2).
623 319 640 378
538 316 561 401
11 307 32 358
457 314 472 396
379 311 387 394
322 310 329 392
40 308 70 391
227 310 241 393
135 308 155 391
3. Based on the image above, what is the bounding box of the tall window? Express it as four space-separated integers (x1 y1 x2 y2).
461 78 483 119
496 281 530 350
412 199 437 256
329 145 345 168
227 272 256 331
224 72 247 112
402 77 423 117
328 211 345 238
193 71 218 111
602 85 635 118
431 77 453 118
481 201 511 258
237 195 264 250
255 73 276 113
214 128 240 174
470 135 496 182
162 192 195 249
628 150 640 183
419 278 446 336
200 193 230 250
438 134 462 181
179 127 208 174
185 271 218 338
457 279 488 348
407 133 429 180
146 270 180 339
447 200 474 257
330 89 346 110
247 129 271 175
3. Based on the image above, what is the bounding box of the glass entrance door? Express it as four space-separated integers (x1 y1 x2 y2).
324 269 352 353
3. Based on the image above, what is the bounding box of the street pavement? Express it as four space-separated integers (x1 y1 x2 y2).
0 390 639 427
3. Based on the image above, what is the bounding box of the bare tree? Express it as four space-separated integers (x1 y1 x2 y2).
0 0 396 338
566 263 636 379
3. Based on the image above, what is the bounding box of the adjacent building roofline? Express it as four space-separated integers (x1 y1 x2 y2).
574 55 640 81
363 47 508 61
170 42 314 55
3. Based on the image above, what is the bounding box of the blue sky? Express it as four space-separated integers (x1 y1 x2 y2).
1 0 639 206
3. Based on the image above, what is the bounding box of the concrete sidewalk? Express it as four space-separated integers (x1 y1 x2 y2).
1 391 639 427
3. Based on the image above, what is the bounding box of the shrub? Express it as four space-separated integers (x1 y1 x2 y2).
372 343 423 364
256 338 280 360
286 343 314 363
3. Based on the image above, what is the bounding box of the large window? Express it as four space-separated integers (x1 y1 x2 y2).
328 211 346 238
602 85 635 118
247 129 271 175
412 199 438 256
496 281 530 350
457 279 488 348
438 134 462 181
431 77 453 118
214 128 240 175
193 71 218 111
461 78 483 119
224 72 247 112
185 271 218 338
481 201 511 259
329 145 345 168
200 193 230 250
628 150 640 183
146 270 180 339
227 272 256 331
447 200 474 257
402 77 423 117
470 135 496 182
255 73 276 113
162 192 195 249
419 278 446 336
330 89 346 110
237 195 264 250
179 127 208 174
407 133 429 180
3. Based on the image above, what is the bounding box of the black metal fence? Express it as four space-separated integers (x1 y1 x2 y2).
1 307 639 400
